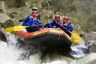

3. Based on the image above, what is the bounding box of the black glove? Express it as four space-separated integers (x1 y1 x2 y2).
26 26 39 32
44 24 49 28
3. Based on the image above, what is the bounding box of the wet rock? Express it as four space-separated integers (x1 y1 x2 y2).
0 1 5 13
1 18 20 28
0 13 10 23
88 59 96 64
84 32 96 53
0 30 7 42
6 7 31 21
1 19 15 28
8 12 17 18
4 0 26 8
84 32 96 42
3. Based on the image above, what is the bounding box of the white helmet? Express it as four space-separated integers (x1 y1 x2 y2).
32 7 37 10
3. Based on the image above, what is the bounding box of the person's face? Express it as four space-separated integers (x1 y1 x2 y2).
63 18 68 23
55 17 60 22
55 19 60 22
31 11 38 17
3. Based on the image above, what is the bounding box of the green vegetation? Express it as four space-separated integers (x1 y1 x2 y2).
1 0 96 32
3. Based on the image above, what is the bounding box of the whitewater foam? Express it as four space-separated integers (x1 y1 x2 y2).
0 33 41 64
0 32 96 64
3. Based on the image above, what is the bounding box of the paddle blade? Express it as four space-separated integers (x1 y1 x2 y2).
4 26 28 32
13 26 27 31
71 32 82 45
4 27 14 32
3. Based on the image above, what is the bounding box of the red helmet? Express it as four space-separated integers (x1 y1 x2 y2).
63 16 69 21
55 15 60 21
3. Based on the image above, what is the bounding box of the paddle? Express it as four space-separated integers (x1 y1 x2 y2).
56 22 81 45
4 26 28 32
4 24 45 32
4 23 81 45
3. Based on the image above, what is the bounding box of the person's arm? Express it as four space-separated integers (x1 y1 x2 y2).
66 23 73 32
22 16 30 26
48 20 55 28
44 23 50 28
38 21 44 28
30 20 44 28
56 22 72 36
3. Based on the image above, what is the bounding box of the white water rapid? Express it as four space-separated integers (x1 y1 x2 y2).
0 32 96 64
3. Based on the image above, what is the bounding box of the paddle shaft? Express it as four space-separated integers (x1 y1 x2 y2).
55 22 71 36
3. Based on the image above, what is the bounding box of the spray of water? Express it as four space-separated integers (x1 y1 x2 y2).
0 32 41 64
0 32 96 64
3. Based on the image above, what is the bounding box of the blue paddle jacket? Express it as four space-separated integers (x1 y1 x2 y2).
62 22 73 32
47 20 73 36
22 16 43 32
48 20 73 32
22 16 43 27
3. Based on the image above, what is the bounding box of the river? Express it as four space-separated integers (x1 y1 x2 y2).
0 32 96 64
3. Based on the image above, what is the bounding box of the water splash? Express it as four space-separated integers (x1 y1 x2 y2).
0 32 96 64
0 32 41 64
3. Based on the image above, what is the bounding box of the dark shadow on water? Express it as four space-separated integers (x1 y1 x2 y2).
17 33 73 62
40 45 72 63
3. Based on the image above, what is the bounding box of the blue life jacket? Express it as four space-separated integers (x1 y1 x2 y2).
48 20 61 28
48 20 73 36
22 16 43 27
22 16 43 32
62 22 73 32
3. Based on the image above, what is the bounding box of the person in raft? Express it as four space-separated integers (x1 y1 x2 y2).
31 7 41 20
61 16 73 32
48 15 73 36
22 7 43 32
